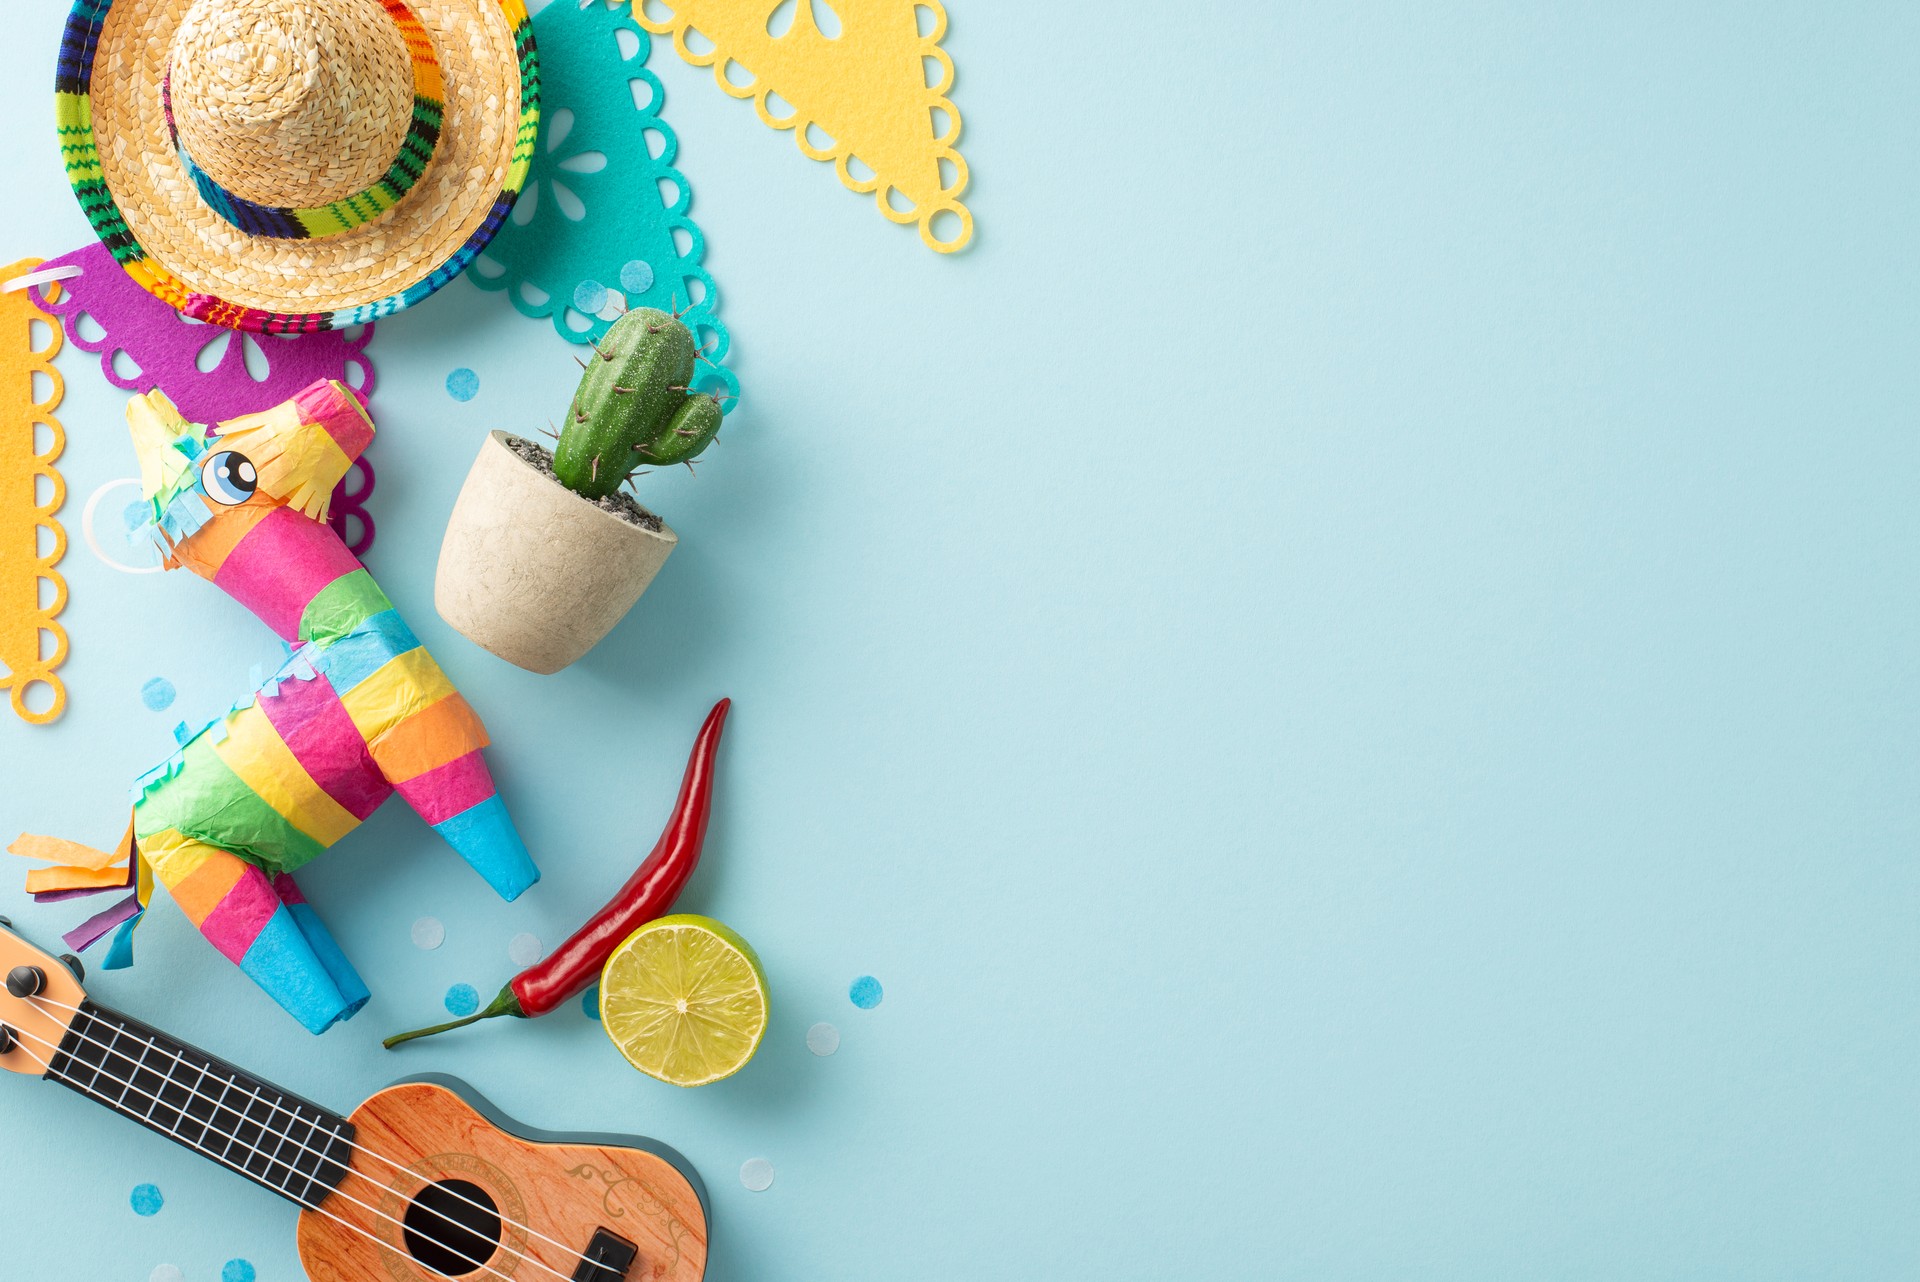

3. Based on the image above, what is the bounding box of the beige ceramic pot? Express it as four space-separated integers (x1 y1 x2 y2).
436 431 677 674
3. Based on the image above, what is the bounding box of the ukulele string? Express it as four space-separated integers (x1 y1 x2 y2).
21 991 591 1267
4 1017 578 1282
5 1016 564 1282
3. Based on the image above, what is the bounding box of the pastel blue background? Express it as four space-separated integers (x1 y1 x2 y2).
2 2 1915 1278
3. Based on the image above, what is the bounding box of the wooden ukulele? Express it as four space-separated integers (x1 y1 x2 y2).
0 920 709 1281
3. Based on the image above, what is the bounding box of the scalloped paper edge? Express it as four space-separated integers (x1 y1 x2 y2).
0 260 70 724
636 0 973 252
470 0 739 409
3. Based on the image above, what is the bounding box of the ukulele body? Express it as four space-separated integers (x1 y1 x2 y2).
298 1076 709 1282
0 923 708 1281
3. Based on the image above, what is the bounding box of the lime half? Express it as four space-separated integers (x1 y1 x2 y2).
599 914 769 1086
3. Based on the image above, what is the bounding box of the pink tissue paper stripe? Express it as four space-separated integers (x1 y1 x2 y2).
258 669 394 821
297 379 375 459
271 872 308 906
199 870 282 964
394 750 498 825
213 505 364 641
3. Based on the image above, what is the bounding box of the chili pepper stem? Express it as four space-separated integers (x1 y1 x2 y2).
382 985 524 1049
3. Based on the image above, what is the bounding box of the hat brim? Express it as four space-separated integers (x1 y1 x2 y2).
57 0 538 334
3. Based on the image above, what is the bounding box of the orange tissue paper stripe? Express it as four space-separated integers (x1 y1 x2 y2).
154 833 245 926
8 833 122 870
25 864 128 894
372 692 492 783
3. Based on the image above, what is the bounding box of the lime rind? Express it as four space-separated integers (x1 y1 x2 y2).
600 914 769 1087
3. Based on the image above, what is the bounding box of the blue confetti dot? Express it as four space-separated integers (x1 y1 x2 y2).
130 1183 164 1216
222 1262 257 1282
444 983 480 1017
581 983 601 1021
849 975 883 1010
619 260 654 294
446 368 480 402
573 279 609 315
140 677 176 711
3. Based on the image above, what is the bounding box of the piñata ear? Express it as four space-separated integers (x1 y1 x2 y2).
214 380 371 522
126 390 196 501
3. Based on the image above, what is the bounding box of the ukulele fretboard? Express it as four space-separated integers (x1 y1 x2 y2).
46 1001 354 1208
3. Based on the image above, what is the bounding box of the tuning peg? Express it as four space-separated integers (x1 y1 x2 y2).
0 1025 14 1054
6 966 46 999
58 954 84 983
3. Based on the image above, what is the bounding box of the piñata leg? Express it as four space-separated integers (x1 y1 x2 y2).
363 688 538 901
322 599 538 900
270 871 370 1017
140 828 368 1034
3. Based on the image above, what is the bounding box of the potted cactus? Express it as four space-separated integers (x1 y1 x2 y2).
435 308 724 673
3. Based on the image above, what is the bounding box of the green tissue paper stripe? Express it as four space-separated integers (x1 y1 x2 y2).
135 737 325 875
302 570 394 645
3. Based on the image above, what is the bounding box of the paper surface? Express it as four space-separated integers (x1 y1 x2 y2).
474 0 741 405
637 0 972 252
33 243 380 554
0 259 69 724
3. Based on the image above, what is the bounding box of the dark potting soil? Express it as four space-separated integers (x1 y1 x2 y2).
503 435 666 532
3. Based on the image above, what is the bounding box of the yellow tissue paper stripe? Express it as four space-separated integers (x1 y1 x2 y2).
139 828 222 920
0 259 69 724
216 397 353 523
128 391 195 501
212 705 363 848
340 646 458 741
635 0 973 252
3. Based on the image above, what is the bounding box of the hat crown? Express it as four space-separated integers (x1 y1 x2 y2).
170 0 417 210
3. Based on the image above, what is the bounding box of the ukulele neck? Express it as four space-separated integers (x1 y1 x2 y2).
45 999 354 1209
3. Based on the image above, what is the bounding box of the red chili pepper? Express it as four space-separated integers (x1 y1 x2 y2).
384 698 730 1048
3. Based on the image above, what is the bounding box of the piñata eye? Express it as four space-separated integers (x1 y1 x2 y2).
200 451 258 506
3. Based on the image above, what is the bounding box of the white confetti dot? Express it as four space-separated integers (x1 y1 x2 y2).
806 1022 840 1056
150 1267 184 1282
411 917 445 950
508 932 545 966
739 1157 775 1192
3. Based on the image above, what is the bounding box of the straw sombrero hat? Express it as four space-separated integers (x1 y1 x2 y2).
56 0 538 333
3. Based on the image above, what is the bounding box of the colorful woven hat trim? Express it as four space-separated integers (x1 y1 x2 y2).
159 0 446 242
54 0 541 335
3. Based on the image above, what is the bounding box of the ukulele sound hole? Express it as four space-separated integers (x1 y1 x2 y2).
402 1179 503 1277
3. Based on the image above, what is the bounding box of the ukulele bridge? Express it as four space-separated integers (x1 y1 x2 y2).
573 1227 638 1281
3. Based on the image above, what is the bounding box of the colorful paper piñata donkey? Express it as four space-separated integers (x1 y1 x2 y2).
11 380 538 1033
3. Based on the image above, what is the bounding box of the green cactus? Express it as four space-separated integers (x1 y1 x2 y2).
551 307 724 501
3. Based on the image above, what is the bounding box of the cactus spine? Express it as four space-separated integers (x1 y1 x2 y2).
552 308 724 501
